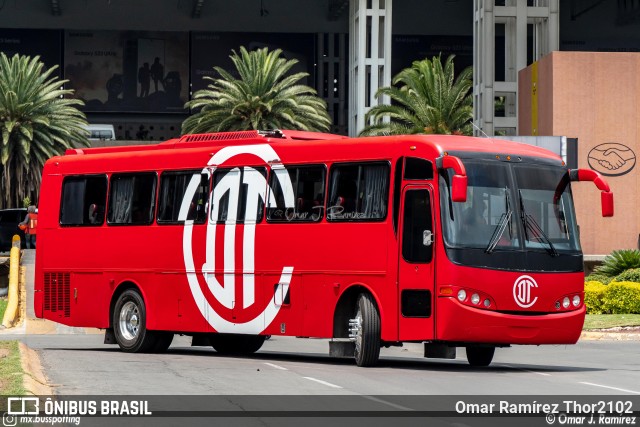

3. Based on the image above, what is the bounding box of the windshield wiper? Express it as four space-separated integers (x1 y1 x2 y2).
485 189 512 254
518 190 559 257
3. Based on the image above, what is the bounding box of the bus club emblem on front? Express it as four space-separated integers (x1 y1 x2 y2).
513 275 538 308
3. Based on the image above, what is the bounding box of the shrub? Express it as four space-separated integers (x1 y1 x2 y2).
584 281 607 314
594 249 640 277
614 268 640 283
600 281 640 314
585 273 612 285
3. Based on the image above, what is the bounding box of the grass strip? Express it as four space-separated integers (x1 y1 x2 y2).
584 314 640 330
0 298 6 321
0 340 26 395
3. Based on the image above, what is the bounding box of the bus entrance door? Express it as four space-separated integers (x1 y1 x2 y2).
397 186 435 341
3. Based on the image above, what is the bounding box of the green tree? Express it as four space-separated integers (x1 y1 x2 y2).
182 47 331 134
0 53 88 208
360 54 473 137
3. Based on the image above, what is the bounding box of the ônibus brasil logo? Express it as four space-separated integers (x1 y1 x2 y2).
181 144 295 334
513 275 538 308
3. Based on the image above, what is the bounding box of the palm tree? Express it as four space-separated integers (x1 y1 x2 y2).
0 53 89 208
360 55 473 137
182 47 331 134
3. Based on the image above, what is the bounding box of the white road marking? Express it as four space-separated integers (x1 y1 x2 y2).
579 382 640 395
264 363 288 371
360 395 414 411
303 377 343 389
500 364 551 376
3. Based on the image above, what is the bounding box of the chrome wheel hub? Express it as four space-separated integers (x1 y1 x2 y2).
119 301 140 341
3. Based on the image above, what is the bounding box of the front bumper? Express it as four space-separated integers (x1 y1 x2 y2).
436 297 585 345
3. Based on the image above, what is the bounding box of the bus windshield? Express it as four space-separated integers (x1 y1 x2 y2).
439 160 581 254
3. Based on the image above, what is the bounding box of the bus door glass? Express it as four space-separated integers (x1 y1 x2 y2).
398 185 435 341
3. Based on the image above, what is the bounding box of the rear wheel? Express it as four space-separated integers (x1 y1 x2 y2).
352 293 381 367
113 289 157 353
465 346 495 367
209 334 266 355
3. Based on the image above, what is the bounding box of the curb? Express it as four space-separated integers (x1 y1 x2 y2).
18 342 53 395
580 331 640 341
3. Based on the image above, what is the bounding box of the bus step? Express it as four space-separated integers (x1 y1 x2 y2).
424 343 456 359
329 341 355 358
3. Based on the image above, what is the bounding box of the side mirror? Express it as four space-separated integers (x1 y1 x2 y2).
423 230 433 246
438 155 467 202
569 169 614 217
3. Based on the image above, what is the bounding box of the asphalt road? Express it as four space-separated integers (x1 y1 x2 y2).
3 334 639 396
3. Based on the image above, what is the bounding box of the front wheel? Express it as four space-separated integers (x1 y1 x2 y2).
352 293 381 367
113 289 156 353
465 346 495 367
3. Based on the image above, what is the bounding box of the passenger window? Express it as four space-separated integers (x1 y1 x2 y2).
158 171 209 224
60 175 108 226
107 173 157 225
267 165 326 222
212 167 267 223
327 162 390 221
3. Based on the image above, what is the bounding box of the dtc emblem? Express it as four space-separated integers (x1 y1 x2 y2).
513 275 538 308
181 144 295 334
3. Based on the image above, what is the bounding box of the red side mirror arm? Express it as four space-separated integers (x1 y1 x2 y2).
569 169 614 217
437 155 467 202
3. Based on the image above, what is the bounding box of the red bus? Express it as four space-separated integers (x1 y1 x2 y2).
34 130 613 367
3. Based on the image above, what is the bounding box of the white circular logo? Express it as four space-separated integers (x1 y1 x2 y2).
181 144 295 334
513 275 538 308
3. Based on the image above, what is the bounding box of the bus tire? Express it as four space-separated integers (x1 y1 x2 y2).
354 293 381 367
113 289 156 353
210 334 266 355
152 332 174 353
465 346 495 367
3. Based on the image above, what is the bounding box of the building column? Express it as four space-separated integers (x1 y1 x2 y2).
473 0 558 136
348 0 392 137
317 33 348 135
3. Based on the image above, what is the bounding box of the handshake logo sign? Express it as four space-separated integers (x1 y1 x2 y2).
588 143 636 177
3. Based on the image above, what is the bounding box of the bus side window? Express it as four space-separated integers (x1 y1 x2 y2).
158 171 209 224
212 167 267 224
328 162 390 221
107 173 156 225
60 175 108 226
267 165 326 222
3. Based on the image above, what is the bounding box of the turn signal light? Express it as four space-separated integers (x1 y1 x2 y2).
442 286 496 311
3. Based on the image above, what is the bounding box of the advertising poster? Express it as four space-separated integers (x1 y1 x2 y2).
64 30 189 113
0 28 62 76
190 32 315 94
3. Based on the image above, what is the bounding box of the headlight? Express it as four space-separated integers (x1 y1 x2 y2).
562 296 570 309
471 293 480 305
572 295 580 307
457 289 467 302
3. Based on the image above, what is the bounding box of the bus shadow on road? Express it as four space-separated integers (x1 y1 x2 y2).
39 342 604 374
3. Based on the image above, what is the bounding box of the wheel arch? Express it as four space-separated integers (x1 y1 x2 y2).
332 283 382 338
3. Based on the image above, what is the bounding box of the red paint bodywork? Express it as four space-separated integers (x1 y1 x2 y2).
34 132 597 346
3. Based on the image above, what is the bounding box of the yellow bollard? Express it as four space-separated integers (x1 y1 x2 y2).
1 235 21 328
